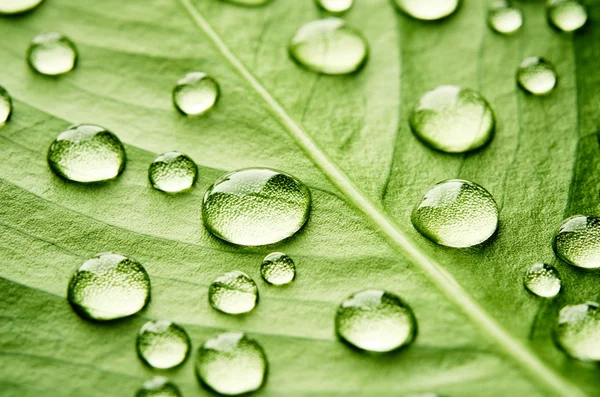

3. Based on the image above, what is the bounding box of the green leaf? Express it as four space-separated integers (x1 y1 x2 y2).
1 0 599 396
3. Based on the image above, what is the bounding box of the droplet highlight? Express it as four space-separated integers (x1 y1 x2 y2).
173 72 219 116
517 57 557 96
137 320 191 369
136 377 182 397
209 271 258 315
149 152 197 193
547 0 588 32
0 85 12 124
315 0 353 14
261 252 296 286
0 0 44 15
27 32 77 76
554 215 600 269
488 0 523 34
555 302 600 362
524 263 561 298
394 0 460 21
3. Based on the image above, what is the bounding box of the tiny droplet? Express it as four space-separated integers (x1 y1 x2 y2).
221 0 272 5
137 320 191 369
393 0 460 21
135 377 182 397
261 252 296 286
488 0 523 34
517 57 557 96
554 215 600 269
209 271 258 315
0 0 44 15
555 302 600 362
27 32 77 76
0 85 12 124
149 152 198 193
547 0 588 32
173 72 219 116
524 263 561 298
315 0 353 14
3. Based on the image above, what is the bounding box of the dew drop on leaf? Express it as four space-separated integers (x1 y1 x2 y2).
547 0 588 32
393 0 460 21
172 72 219 116
27 32 77 76
555 302 600 362
523 263 561 298
0 0 43 15
221 0 272 6
554 215 600 269
315 0 353 14
135 377 182 397
137 320 191 369
148 151 197 193
0 85 12 124
517 57 557 96
261 252 296 286
488 0 523 35
209 271 258 315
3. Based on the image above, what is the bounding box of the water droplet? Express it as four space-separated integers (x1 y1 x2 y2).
137 320 191 369
409 85 495 153
47 124 126 183
261 252 296 286
196 332 267 395
136 377 182 397
393 0 460 21
27 32 77 76
517 57 557 96
555 302 600 362
335 289 417 353
221 0 272 5
0 0 44 15
412 179 499 248
67 252 150 321
407 394 447 397
289 18 368 75
172 72 219 116
0 85 12 124
524 263 561 298
488 0 523 34
149 152 197 193
202 168 311 246
547 0 588 32
209 271 258 315
554 215 600 269
315 0 353 14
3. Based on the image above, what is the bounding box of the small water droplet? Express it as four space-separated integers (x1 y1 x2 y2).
67 253 150 321
202 168 311 246
137 320 191 369
289 18 368 75
408 394 447 397
517 57 557 96
0 85 12 124
335 289 417 353
554 215 600 269
172 72 219 116
27 32 77 76
221 0 272 5
209 271 258 315
393 0 460 21
488 0 523 34
555 302 600 362
409 85 495 153
196 332 267 395
47 124 126 183
547 0 588 32
524 263 561 298
0 0 44 15
315 0 353 14
135 377 182 397
149 152 197 193
261 252 296 286
412 179 499 248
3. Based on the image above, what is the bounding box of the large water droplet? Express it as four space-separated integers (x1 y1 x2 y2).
412 179 499 248
209 271 258 315
27 32 77 76
0 0 43 15
547 0 588 32
393 0 460 21
149 152 197 193
555 302 600 362
221 0 272 5
335 289 417 353
47 124 126 183
409 85 495 153
137 320 191 369
517 57 557 96
261 252 296 286
0 85 12 124
315 0 353 14
488 0 523 34
554 215 600 269
289 18 368 75
67 252 150 321
173 72 219 116
136 377 182 397
202 168 311 246
196 332 267 396
524 263 561 298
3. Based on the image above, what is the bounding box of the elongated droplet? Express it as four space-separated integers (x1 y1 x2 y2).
554 215 600 269
136 377 182 397
547 0 588 32
517 57 557 96
202 168 311 246
555 302 600 362
261 252 296 286
0 85 12 124
47 124 126 183
173 72 219 116
289 18 368 75
412 179 499 248
409 85 495 153
27 32 77 76
315 0 353 14
0 0 43 14
408 394 447 397
394 0 460 20
524 263 561 298
67 252 150 321
209 271 258 315
196 332 267 395
221 0 271 5
137 320 191 369
149 152 197 193
488 0 523 34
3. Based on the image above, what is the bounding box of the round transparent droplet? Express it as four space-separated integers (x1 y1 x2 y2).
0 85 12 124
27 32 77 76
196 332 268 396
173 72 219 116
136 377 182 397
517 57 557 96
547 0 588 32
412 179 499 248
209 271 258 315
0 0 44 15
488 0 523 34
221 0 271 5
524 263 561 298
289 18 368 75
315 0 353 14
67 252 150 321
261 252 296 286
149 152 197 193
409 85 495 153
394 0 460 21
335 289 417 353
554 215 600 269
555 302 600 362
202 168 311 246
137 320 191 369
47 124 126 183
